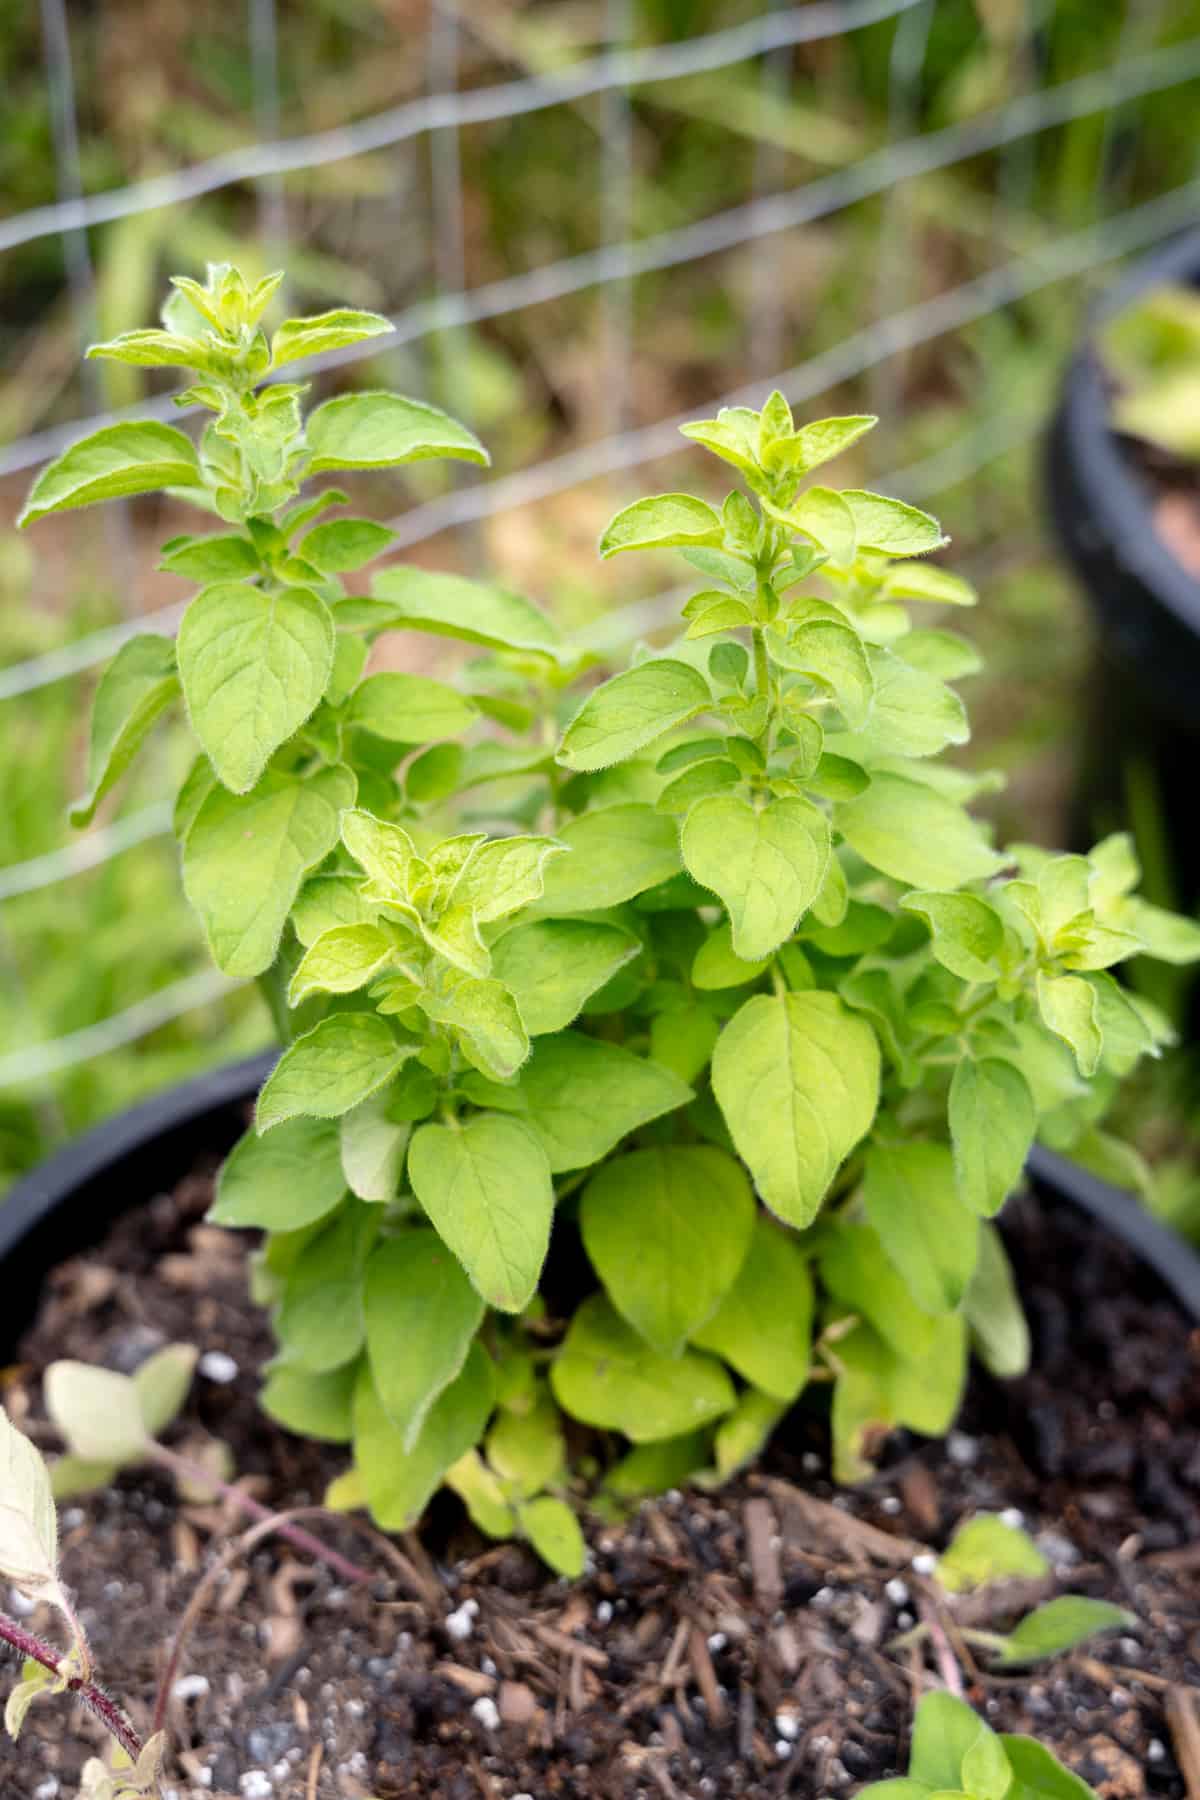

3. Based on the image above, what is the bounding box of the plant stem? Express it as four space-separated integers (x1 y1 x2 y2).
752 626 771 717
0 1611 142 1763
145 1443 373 1587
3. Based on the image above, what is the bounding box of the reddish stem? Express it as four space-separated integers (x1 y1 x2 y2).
147 1443 372 1587
0 1610 142 1763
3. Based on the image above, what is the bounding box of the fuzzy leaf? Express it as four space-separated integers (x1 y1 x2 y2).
599 493 723 557
558 660 711 771
45 1364 146 1464
551 1295 735 1442
212 1117 346 1230
271 308 391 367
518 1031 692 1173
0 1409 59 1600
347 671 478 743
306 391 488 472
491 919 640 1036
19 421 202 525
257 1013 411 1132
682 793 830 962
949 1058 1036 1217
408 1113 554 1312
535 804 681 913
367 567 564 660
837 774 1002 889
364 1231 485 1449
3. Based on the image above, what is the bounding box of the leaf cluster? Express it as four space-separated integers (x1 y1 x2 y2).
860 1690 1099 1800
23 266 1200 1561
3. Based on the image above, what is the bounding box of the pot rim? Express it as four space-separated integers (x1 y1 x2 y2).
1056 225 1200 644
1 1057 1198 1330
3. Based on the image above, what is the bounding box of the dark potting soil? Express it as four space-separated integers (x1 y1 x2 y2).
0 1158 1198 1800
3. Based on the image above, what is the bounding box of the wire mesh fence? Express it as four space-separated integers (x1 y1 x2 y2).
1 0 1198 1138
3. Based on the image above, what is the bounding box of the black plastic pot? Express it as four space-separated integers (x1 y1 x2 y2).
1047 228 1200 909
0 1053 274 1353
1 1063 1198 1361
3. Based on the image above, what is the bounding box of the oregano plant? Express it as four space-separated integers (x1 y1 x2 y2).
19 264 1200 1561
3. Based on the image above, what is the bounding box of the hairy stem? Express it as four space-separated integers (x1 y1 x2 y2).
145 1443 373 1587
0 1611 142 1763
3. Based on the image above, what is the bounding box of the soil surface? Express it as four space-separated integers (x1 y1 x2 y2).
0 1157 1198 1800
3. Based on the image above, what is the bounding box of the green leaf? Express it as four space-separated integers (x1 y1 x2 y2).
649 1000 719 1083
847 649 968 760
786 414 877 475
300 517 398 573
159 532 260 582
368 566 564 660
581 1145 755 1355
679 407 762 479
822 1224 941 1359
257 1013 410 1133
261 1359 358 1443
911 1693 997 1790
347 671 478 743
408 1112 554 1312
518 1497 586 1578
290 921 400 1008
491 919 640 1036
691 921 771 990
837 773 1002 889
998 1735 1099 1800
183 764 354 977
306 391 488 472
936 1515 1049 1595
691 1218 813 1400
606 1431 711 1497
421 969 530 1081
518 1031 692 1173
1036 972 1102 1076
961 1731 1014 1800
786 487 857 565
558 660 712 771
884 561 976 606
177 581 334 793
45 1363 147 1465
862 1141 978 1314
340 1088 410 1203
487 1387 565 1498
841 491 947 555
364 1231 485 1449
292 872 379 946
599 493 723 558
354 1342 495 1531
276 1203 378 1372
964 1223 1030 1378
454 835 567 924
682 793 830 962
445 1450 516 1538
0 1407 60 1601
551 1294 735 1441
901 891 1004 984
535 803 681 913
271 308 391 367
70 635 179 826
211 1117 346 1231
993 1598 1132 1668
711 992 879 1227
949 1059 1036 1218
708 1387 788 1479
774 619 874 729
898 627 982 680
19 421 202 525
4 1662 55 1741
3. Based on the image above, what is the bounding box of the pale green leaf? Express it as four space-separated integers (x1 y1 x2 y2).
580 1145 755 1355
821 1223 941 1358
19 421 202 526
837 774 1002 889
45 1363 146 1465
964 1223 1030 1378
551 1294 735 1441
911 1693 997 1790
368 566 564 660
347 671 478 742
691 921 771 990
1036 972 1102 1076
261 1360 358 1443
354 1343 495 1531
491 919 640 1035
454 834 567 923
288 923 397 1005
534 804 681 913
884 561 976 606
291 872 378 947
364 1231 485 1448
787 414 877 474
445 1450 516 1538
0 1408 59 1600
306 391 488 472
487 1388 565 1498
518 1031 692 1173
599 493 723 558
711 992 879 1227
901 891 1004 984
862 1142 978 1313
708 1388 787 1479
276 1203 378 1372
408 1112 554 1312
829 1312 966 1483
271 308 391 367
177 581 334 793
518 1497 586 1578
785 486 856 565
690 1218 813 1400
340 1089 410 1203
994 1598 1132 1668
421 969 530 1082
159 532 260 582
682 793 830 962
5 1665 54 1741
299 517 397 573
133 1345 197 1439
949 1059 1036 1217
606 1431 711 1497
936 1515 1049 1594
70 635 179 826
773 619 873 728
999 1735 1099 1800
257 1013 411 1133
558 660 712 771
211 1117 346 1230
841 491 947 555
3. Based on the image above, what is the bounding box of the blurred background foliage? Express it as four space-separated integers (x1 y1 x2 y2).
2 0 1199 1231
